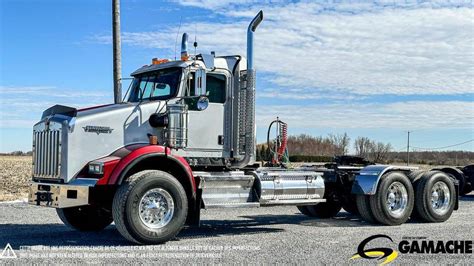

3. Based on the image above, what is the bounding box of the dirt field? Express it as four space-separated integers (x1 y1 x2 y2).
0 156 32 201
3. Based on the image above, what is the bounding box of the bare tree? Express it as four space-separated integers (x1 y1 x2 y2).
330 133 351 155
261 133 472 165
354 137 373 158
286 134 341 156
371 142 392 163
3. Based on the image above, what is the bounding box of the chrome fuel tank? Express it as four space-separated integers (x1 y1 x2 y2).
252 169 325 206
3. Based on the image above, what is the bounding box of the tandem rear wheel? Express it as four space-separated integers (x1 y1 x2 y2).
355 171 456 226
413 171 456 223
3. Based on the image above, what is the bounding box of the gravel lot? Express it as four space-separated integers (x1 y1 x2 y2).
0 194 473 264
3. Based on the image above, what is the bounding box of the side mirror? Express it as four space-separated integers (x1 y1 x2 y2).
194 68 207 96
196 96 209 111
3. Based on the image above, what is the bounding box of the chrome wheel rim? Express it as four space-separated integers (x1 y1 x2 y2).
138 188 174 229
431 181 450 215
386 181 408 218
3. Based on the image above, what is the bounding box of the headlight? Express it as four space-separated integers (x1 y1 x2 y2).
88 162 104 175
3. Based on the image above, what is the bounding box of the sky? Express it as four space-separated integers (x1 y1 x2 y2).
0 0 473 153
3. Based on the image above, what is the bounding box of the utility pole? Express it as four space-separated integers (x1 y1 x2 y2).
112 0 122 104
406 131 410 166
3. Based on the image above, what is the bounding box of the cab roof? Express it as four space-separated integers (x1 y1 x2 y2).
130 54 244 77
130 60 188 76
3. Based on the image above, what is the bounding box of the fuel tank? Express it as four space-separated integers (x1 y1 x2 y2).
252 168 325 206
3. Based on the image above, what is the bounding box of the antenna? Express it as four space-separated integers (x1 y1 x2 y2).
174 16 183 61
193 20 198 57
192 20 198 64
193 35 198 56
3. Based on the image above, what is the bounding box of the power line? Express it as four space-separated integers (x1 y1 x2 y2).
411 139 474 151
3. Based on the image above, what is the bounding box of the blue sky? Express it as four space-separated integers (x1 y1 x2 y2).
0 0 473 153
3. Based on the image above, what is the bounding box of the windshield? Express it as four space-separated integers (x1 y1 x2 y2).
126 67 182 102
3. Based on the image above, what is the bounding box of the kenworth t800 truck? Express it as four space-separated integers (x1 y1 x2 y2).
28 11 459 244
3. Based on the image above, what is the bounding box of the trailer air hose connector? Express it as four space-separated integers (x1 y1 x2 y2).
266 117 289 166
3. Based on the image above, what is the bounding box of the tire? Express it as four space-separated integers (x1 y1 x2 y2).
407 170 425 182
301 202 342 218
369 172 414 225
406 170 426 221
461 165 474 195
112 170 188 244
463 183 473 195
356 195 376 223
440 167 466 195
56 205 112 231
297 205 313 216
342 196 359 215
414 171 456 223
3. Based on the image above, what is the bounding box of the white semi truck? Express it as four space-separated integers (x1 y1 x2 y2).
28 11 459 244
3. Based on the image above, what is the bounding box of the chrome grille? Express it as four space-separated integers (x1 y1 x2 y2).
33 123 62 178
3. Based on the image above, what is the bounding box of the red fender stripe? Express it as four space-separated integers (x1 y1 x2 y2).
102 145 196 193
77 104 114 112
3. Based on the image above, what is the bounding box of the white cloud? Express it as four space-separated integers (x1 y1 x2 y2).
258 87 363 101
180 0 473 16
0 119 39 128
256 101 474 130
88 1 474 133
0 86 112 128
97 1 474 96
178 0 263 10
0 86 110 98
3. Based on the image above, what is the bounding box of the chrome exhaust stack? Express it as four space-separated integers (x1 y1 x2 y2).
232 10 264 168
247 10 263 70
181 32 189 61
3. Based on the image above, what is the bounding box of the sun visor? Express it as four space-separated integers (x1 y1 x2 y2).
42 105 77 119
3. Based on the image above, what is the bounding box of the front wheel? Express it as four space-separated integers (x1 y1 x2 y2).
112 170 188 244
56 205 112 231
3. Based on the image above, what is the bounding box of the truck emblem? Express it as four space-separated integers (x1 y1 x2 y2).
83 125 114 134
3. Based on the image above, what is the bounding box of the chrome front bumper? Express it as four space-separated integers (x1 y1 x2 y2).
28 178 97 208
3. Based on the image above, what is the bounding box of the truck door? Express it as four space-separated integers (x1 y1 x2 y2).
186 72 227 154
